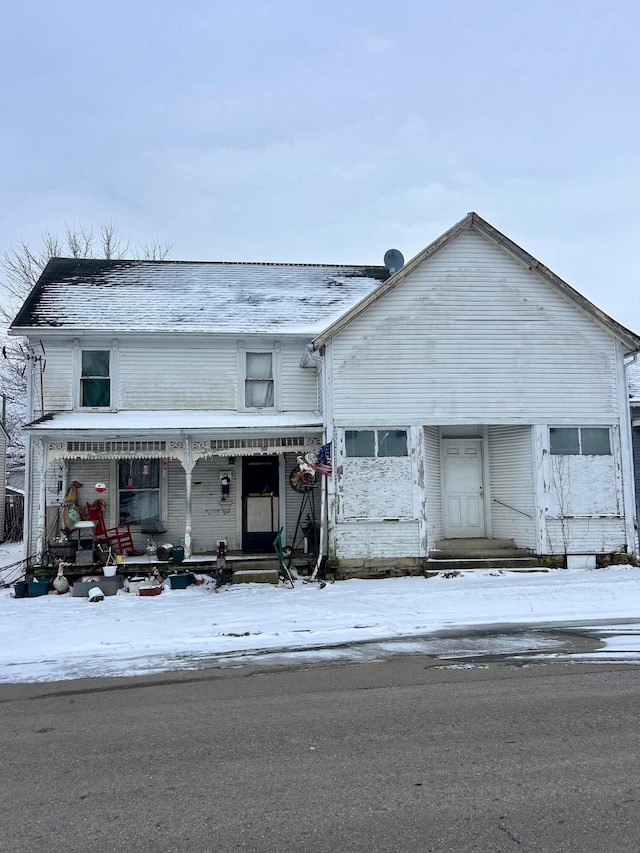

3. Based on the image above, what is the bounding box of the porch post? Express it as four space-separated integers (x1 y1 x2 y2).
184 436 193 559
35 437 47 561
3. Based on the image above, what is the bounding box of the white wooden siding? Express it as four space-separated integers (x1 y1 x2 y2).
171 458 239 553
336 521 421 559
38 344 73 412
281 347 318 411
423 426 443 547
487 426 536 548
37 335 318 413
546 518 626 553
0 429 5 539
331 230 618 424
67 459 112 516
119 339 238 410
633 426 640 538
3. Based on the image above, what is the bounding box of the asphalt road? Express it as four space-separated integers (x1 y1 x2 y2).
1 658 639 853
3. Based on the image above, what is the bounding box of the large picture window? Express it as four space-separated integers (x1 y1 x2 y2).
550 427 611 456
80 350 110 407
345 429 408 457
245 352 274 408
119 460 160 525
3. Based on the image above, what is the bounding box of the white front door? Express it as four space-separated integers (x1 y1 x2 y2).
442 439 485 538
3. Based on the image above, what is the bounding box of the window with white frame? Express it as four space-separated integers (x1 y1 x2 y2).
118 459 160 525
245 352 274 408
549 427 611 456
80 350 110 407
345 429 408 458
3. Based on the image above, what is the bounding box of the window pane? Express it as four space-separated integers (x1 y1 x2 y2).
81 378 110 407
245 379 274 407
580 428 611 455
345 430 375 457
119 460 160 525
550 428 580 455
82 350 109 377
246 352 273 379
378 430 408 457
119 490 160 525
119 460 160 489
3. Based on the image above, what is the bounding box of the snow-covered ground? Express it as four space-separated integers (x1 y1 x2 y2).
1 540 640 683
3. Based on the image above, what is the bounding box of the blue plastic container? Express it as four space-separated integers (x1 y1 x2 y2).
169 573 194 590
14 581 28 598
27 578 50 597
172 546 185 564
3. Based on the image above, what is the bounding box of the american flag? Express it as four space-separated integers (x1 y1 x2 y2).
307 443 332 476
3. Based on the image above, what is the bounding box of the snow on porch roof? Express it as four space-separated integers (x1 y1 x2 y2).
24 410 323 433
10 258 389 335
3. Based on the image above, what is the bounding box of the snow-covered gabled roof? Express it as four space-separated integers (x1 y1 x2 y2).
10 258 389 336
312 212 640 353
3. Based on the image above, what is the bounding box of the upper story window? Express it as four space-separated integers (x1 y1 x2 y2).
550 427 611 456
80 350 110 407
245 352 274 408
345 429 408 457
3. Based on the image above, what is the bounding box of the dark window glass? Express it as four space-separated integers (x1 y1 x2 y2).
378 430 408 457
345 430 375 457
80 350 110 407
580 428 611 455
118 460 160 525
550 428 580 455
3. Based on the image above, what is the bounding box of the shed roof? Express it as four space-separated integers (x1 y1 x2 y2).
311 212 640 353
10 258 389 336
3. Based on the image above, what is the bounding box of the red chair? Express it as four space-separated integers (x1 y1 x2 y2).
85 500 137 556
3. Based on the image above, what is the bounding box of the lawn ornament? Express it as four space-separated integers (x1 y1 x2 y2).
52 564 70 595
62 481 84 530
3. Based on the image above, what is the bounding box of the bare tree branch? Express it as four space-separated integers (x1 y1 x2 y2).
135 239 173 261
0 223 171 472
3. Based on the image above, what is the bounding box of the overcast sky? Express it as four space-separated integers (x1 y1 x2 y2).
2 1 639 329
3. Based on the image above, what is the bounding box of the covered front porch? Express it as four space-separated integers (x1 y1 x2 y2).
25 410 325 569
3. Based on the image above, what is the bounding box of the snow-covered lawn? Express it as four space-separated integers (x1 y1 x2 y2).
1 537 640 683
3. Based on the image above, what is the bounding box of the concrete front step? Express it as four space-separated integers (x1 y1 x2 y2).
435 538 516 551
228 558 281 571
429 548 532 560
232 568 280 584
425 557 544 571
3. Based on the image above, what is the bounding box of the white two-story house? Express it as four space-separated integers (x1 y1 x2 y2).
10 258 387 563
10 213 640 575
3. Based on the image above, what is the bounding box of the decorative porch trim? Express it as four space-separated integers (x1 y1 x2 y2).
210 435 317 451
